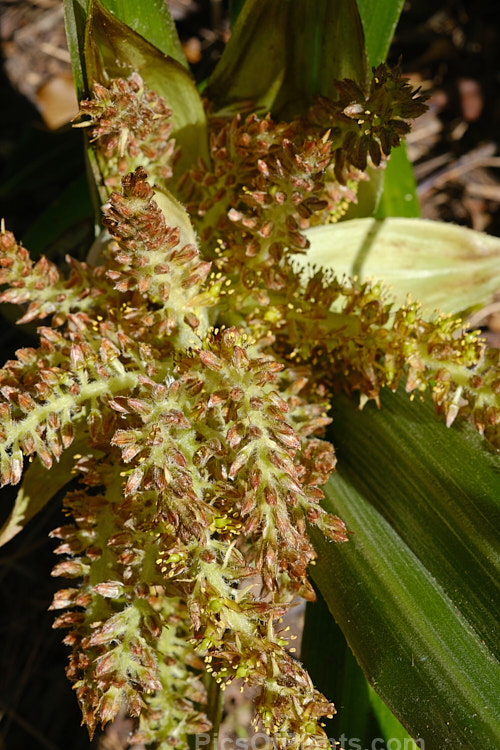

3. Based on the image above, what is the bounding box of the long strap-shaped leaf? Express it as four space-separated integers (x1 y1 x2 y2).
98 0 186 65
302 587 419 748
310 387 500 748
64 0 89 100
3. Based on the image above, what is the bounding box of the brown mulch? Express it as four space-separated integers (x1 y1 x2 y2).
392 2 500 235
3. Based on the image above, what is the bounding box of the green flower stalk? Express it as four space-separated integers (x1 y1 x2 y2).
0 63 499 749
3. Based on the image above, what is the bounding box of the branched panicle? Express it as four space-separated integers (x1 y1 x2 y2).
0 229 116 325
0 60 498 750
177 63 427 297
102 167 213 344
0 165 345 746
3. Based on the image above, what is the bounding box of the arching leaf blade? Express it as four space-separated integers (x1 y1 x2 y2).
204 0 288 116
228 0 246 27
271 0 368 119
310 387 500 748
302 588 418 748
64 0 187 102
301 217 500 317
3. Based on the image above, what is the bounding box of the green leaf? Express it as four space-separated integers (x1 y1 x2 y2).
302 588 417 747
85 0 209 177
64 0 186 101
64 0 89 100
301 588 379 743
205 0 368 118
301 217 500 316
205 1 288 117
310 387 500 749
0 434 100 548
99 0 186 65
376 143 421 218
228 0 246 27
368 687 419 749
356 0 405 69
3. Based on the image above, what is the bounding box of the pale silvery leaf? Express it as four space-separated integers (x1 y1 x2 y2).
300 217 500 317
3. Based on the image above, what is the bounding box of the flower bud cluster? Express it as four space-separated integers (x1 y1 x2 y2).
75 73 177 191
0 229 114 325
179 112 361 293
269 269 499 438
178 63 426 295
49 458 210 745
307 63 429 180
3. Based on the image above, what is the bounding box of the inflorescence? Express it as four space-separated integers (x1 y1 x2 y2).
0 65 498 750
